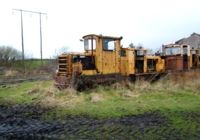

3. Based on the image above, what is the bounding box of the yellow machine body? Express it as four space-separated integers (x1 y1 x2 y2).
55 34 165 90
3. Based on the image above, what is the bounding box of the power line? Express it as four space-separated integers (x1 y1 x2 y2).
13 9 47 15
12 9 47 65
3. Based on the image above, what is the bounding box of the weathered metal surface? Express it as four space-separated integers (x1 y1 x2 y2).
165 56 183 71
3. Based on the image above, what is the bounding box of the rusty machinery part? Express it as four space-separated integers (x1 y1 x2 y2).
54 73 165 91
75 74 128 91
54 75 72 89
55 74 128 91
135 72 161 82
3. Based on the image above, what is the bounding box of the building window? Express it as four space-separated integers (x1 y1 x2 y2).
165 47 181 55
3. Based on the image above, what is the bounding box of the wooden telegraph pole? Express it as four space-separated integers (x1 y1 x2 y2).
13 9 47 65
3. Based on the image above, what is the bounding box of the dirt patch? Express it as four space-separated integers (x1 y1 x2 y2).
0 104 199 139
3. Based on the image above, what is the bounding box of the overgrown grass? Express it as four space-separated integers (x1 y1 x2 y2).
45 87 199 119
0 71 200 139
0 71 200 119
0 80 53 105
0 59 55 71
0 59 56 78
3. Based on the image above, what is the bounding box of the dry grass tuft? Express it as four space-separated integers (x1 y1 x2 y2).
120 90 140 98
90 93 104 102
45 91 54 97
26 70 200 109
64 87 77 95
111 82 123 89
4 70 19 77
134 80 151 91
27 88 40 95
111 71 200 95
150 70 200 93
39 88 84 108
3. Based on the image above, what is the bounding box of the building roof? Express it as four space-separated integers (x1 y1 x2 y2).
175 32 200 44
191 32 200 37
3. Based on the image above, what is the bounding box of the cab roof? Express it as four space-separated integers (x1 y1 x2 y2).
83 34 123 40
163 44 189 48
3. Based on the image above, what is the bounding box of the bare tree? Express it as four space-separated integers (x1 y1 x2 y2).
137 43 143 49
129 43 144 49
129 43 135 48
0 46 21 64
52 46 69 59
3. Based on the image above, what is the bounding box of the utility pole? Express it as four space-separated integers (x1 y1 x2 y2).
13 9 47 64
20 10 24 64
39 13 43 64
12 9 25 72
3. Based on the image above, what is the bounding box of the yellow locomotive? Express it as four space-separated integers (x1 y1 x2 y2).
55 34 165 90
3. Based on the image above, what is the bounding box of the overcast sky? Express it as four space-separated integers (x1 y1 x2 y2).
0 0 200 58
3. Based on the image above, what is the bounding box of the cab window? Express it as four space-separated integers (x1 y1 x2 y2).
103 39 115 51
84 39 96 51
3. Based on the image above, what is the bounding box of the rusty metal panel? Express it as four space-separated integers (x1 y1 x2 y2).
176 56 184 70
165 56 183 71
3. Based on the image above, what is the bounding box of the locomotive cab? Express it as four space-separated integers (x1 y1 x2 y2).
162 44 200 71
162 44 190 71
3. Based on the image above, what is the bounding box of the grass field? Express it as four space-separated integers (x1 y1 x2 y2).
0 74 200 118
0 59 56 79
0 72 200 139
0 59 56 72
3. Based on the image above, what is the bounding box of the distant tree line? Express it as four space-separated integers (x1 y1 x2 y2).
129 43 155 55
129 43 143 49
0 46 21 65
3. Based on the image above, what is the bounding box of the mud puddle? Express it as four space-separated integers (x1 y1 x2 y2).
0 104 199 139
